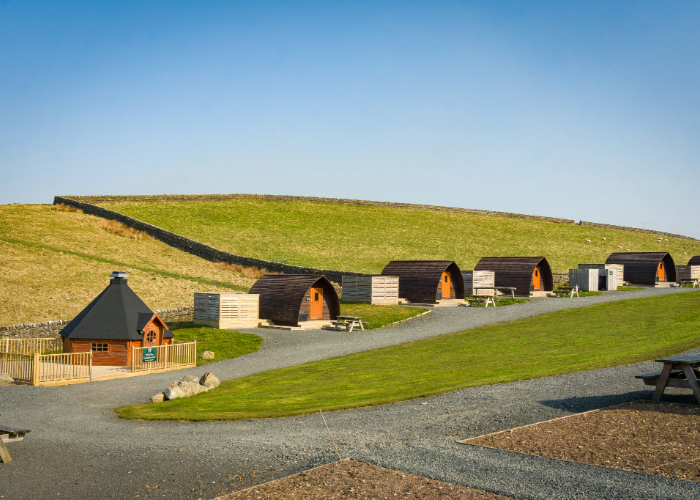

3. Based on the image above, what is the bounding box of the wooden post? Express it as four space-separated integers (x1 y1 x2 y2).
131 346 134 373
32 353 39 386
89 352 93 382
0 438 12 463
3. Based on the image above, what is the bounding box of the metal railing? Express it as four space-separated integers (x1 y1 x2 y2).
131 341 196 373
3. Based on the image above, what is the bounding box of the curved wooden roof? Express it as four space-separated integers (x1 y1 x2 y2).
688 256 700 266
605 252 676 285
249 274 340 327
380 261 464 303
474 257 553 296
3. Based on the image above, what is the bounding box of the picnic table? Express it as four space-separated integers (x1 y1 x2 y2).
474 286 516 299
635 353 700 405
554 287 579 298
0 417 31 463
331 316 365 332
680 279 699 288
466 296 496 307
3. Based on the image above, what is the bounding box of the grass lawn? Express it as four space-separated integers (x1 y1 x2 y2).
169 323 262 365
338 303 426 329
618 286 645 291
0 204 255 325
95 198 700 273
116 291 700 421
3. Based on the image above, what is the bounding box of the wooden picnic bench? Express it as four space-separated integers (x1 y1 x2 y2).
635 353 700 404
474 286 516 299
554 287 579 298
466 296 496 307
679 279 699 288
330 316 365 332
0 419 31 463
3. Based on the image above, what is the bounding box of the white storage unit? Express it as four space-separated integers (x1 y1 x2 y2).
677 265 700 282
194 292 260 329
569 268 599 292
341 276 399 305
461 270 496 296
578 264 624 288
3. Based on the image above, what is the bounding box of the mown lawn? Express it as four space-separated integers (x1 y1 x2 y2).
169 323 263 365
98 198 700 273
338 303 426 329
116 291 700 421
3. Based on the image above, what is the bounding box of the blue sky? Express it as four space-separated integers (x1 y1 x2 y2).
2 1 699 237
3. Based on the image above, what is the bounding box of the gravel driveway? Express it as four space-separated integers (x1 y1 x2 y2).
1 287 699 500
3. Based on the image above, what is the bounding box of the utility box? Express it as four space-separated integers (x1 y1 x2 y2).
578 264 624 288
570 268 619 292
194 292 260 329
461 270 496 296
341 276 400 305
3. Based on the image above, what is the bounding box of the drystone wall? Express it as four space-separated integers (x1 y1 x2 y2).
579 221 698 242
53 196 368 283
1 307 195 339
552 273 569 287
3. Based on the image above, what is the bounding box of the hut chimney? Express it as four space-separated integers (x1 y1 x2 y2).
109 271 128 284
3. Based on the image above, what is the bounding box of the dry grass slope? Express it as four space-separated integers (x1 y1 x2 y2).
0 204 259 325
97 199 700 273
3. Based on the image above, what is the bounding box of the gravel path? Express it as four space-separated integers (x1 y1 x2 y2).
1 287 699 500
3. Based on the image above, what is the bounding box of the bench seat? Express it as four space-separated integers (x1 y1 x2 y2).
635 369 699 386
0 424 31 463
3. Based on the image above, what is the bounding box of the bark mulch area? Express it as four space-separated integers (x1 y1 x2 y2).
216 458 509 500
462 401 700 482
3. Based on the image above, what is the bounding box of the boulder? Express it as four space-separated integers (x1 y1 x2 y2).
164 385 186 400
200 351 215 360
177 381 208 397
151 393 165 403
0 373 13 385
200 372 220 389
182 375 199 384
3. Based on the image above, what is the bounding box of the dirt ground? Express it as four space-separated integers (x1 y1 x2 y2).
216 459 509 500
463 401 700 482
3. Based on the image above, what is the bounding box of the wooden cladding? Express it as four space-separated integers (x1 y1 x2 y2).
474 257 553 297
249 274 340 327
677 265 700 281
462 271 495 297
689 256 700 266
194 292 260 328
605 252 676 285
578 264 624 288
380 261 464 304
341 276 400 305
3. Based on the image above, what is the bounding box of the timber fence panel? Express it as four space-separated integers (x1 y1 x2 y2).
0 353 34 383
0 337 62 355
131 342 196 373
35 352 91 383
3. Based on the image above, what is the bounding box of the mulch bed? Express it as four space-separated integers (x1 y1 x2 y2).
462 401 700 482
217 459 509 499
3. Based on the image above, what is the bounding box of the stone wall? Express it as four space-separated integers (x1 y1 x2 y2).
552 272 569 287
1 307 195 339
578 221 698 242
54 196 369 283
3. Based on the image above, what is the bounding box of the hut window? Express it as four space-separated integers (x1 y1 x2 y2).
92 343 108 352
314 292 319 301
444 276 448 282
146 331 156 343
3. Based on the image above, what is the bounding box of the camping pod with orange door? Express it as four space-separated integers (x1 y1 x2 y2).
248 274 340 327
380 261 465 304
59 272 173 366
605 252 676 286
474 257 553 297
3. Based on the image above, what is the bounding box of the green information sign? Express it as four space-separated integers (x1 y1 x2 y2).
142 347 157 363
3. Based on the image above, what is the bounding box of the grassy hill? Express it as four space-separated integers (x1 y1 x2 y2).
95 198 700 273
0 204 257 325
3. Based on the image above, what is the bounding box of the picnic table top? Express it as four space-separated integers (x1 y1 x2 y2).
336 316 362 320
474 286 516 290
655 353 700 365
0 425 31 436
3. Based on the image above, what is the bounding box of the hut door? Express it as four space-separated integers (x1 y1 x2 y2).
310 288 323 319
657 262 665 282
532 267 541 291
441 272 451 299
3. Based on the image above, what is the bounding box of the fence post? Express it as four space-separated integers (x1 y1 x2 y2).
32 353 39 385
89 352 93 382
193 340 197 366
131 346 134 373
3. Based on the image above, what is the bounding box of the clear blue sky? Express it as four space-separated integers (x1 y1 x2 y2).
2 1 699 237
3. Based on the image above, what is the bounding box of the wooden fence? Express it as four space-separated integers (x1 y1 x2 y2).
0 351 91 384
0 337 63 355
131 341 197 373
0 353 34 383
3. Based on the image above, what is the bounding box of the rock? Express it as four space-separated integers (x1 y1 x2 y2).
164 386 186 400
177 381 208 397
0 373 14 385
182 375 199 384
200 372 220 389
151 393 165 403
200 351 215 360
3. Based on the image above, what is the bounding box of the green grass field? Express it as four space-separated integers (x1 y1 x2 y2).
337 303 427 329
0 204 256 325
97 198 700 273
169 323 263 364
116 291 700 421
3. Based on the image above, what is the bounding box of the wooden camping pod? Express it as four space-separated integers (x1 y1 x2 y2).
380 261 464 303
248 274 340 327
605 252 676 285
474 257 553 297
688 256 700 266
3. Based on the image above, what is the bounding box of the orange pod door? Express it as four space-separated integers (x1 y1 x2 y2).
532 267 541 290
657 262 665 282
441 272 451 299
310 287 323 319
